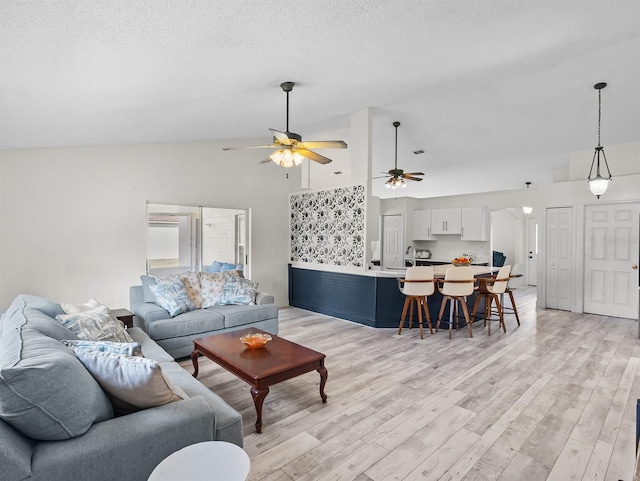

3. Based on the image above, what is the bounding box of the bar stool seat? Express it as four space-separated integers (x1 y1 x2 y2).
398 266 435 339
471 265 511 335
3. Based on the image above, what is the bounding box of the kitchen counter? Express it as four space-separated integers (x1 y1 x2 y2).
288 263 496 328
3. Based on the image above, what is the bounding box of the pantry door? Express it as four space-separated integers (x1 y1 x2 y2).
382 214 404 269
584 203 640 319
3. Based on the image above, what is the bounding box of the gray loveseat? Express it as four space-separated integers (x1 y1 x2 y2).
0 294 243 481
130 285 279 359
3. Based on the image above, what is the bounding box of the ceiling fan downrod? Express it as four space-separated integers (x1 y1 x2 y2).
281 81 295 134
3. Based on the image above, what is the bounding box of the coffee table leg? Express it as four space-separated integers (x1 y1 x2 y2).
250 386 269 434
318 365 328 403
191 350 200 378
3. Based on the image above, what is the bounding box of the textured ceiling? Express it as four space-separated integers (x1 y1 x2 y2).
1 0 639 198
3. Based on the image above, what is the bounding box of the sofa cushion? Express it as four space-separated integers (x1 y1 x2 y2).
147 309 225 341
21 308 80 341
5 294 65 319
151 278 195 317
56 306 134 343
73 349 187 415
0 306 113 440
219 304 280 329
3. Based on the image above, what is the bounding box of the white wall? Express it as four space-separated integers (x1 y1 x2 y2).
0 140 299 308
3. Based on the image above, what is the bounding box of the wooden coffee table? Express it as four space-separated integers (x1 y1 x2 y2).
191 328 327 433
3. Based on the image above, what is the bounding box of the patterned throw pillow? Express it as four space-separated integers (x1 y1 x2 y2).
180 272 203 309
56 306 134 343
199 271 228 308
73 350 187 415
219 275 258 305
149 278 195 317
61 340 143 357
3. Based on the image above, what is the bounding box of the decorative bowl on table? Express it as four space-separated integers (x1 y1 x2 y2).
452 257 472 267
240 333 272 349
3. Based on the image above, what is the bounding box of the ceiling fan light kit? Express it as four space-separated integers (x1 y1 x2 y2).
223 82 347 168
587 82 613 199
376 121 425 189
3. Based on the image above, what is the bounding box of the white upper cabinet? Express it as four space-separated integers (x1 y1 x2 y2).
431 208 462 234
412 210 435 240
461 206 490 241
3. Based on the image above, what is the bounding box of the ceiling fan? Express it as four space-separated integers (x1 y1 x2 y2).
374 121 424 188
222 82 347 168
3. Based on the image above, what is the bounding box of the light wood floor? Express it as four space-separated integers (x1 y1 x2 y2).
178 288 640 481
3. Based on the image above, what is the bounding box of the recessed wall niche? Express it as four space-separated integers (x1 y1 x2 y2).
290 185 365 267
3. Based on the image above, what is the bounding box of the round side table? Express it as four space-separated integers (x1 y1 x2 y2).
148 441 250 481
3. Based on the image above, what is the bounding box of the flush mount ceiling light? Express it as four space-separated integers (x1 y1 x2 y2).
222 82 347 168
587 82 613 199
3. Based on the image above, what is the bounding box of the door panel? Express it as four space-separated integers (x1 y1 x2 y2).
382 215 404 269
546 207 573 310
584 203 640 319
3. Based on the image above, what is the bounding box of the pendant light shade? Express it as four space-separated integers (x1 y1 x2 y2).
587 82 612 199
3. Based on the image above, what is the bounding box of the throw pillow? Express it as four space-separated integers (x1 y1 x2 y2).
56 306 134 343
149 278 195 317
199 271 228 308
73 349 187 415
219 275 258 305
0 307 113 440
61 340 143 357
60 298 103 314
180 272 203 309
221 262 237 271
140 275 159 303
205 260 224 273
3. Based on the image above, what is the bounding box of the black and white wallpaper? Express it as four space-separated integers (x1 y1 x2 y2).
290 185 365 267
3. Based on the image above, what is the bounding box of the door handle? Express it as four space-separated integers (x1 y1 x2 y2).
633 264 638 270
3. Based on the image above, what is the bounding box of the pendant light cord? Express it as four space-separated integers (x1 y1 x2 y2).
597 87 602 148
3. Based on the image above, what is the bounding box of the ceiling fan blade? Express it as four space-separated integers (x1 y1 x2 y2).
222 145 280 150
268 128 293 145
296 149 332 164
402 172 425 176
299 140 347 149
402 175 423 181
260 158 273 164
372 175 391 179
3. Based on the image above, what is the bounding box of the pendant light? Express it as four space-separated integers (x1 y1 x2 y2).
587 82 612 198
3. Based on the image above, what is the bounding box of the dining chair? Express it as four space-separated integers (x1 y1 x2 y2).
471 265 511 335
398 266 435 339
436 267 476 339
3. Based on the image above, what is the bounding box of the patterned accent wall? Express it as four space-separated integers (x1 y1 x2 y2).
290 185 365 267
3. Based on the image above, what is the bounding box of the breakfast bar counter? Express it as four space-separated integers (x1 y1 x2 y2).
288 263 497 328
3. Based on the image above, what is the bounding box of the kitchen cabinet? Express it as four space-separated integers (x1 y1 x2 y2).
431 208 461 234
461 206 490 241
412 210 435 240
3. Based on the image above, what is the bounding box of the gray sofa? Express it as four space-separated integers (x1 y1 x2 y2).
0 294 243 481
130 285 279 359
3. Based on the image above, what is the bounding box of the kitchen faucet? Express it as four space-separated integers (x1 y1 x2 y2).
405 245 415 267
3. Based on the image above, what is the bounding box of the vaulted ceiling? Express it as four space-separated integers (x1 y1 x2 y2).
1 0 639 198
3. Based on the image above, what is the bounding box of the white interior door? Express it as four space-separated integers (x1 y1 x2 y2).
527 217 538 286
546 207 573 310
382 214 404 269
584 203 640 319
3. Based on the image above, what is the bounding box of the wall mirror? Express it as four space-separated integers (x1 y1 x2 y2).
147 203 250 278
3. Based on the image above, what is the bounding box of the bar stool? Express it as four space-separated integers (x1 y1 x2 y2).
436 267 476 339
501 276 521 327
471 265 511 335
398 266 435 339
